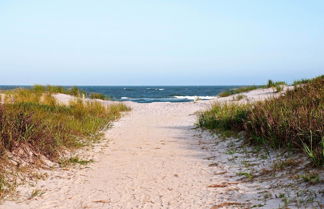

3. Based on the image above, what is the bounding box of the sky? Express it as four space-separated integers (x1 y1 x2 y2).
0 0 323 85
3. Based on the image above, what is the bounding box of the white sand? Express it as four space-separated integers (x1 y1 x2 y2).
1 87 323 209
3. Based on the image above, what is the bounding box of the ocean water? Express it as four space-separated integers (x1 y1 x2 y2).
0 86 240 103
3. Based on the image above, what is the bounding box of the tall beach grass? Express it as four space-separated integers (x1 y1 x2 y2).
198 75 324 166
0 87 130 198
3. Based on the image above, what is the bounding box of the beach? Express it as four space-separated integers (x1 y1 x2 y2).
1 87 323 209
2 1 323 207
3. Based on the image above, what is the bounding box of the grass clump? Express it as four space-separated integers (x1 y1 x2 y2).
266 80 286 88
32 85 86 97
271 159 300 172
299 172 320 184
89 93 111 100
233 94 246 101
293 79 311 86
4 88 42 103
218 86 259 97
0 175 8 198
198 75 324 166
197 102 249 135
237 172 254 180
28 189 45 200
59 156 94 167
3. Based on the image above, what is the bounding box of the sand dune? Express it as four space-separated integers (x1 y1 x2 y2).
2 87 322 209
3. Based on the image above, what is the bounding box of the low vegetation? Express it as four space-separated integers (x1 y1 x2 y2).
266 80 286 88
218 80 287 97
198 75 324 166
218 86 259 97
299 172 320 184
0 86 130 198
32 85 86 97
6 85 112 101
198 102 249 135
292 75 324 86
89 92 110 100
58 156 94 167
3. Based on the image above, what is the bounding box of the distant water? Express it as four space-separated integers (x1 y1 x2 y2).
0 86 241 103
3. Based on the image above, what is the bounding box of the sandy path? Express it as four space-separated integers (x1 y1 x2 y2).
3 102 218 209
3 88 323 208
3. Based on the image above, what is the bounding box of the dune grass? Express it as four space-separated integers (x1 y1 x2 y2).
218 80 287 97
0 88 130 198
32 85 86 97
2 85 113 101
266 80 286 88
292 75 324 86
197 102 249 136
218 86 260 97
198 75 324 166
293 79 310 86
0 96 129 160
89 92 111 100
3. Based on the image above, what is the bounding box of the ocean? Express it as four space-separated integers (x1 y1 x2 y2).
0 86 240 103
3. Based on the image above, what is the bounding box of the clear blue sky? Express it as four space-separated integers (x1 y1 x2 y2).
0 0 323 85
